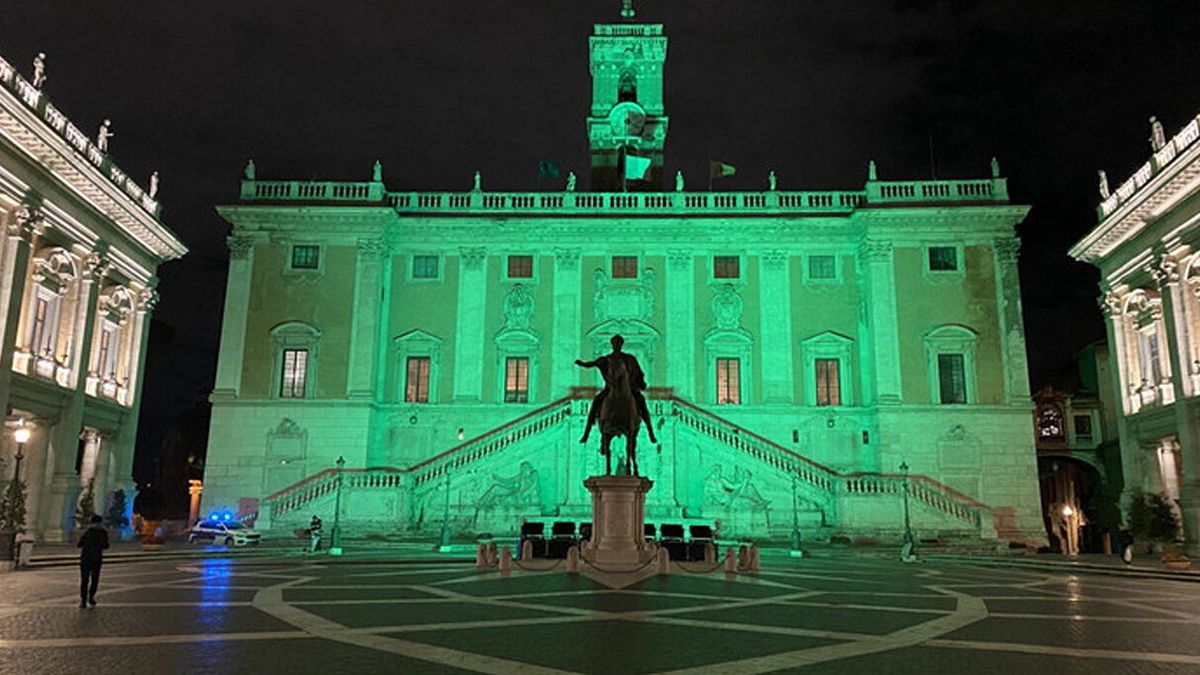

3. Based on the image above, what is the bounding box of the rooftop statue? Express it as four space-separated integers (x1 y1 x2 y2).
675 170 684 192
244 159 256 180
1098 170 1110 199
32 53 46 89
566 171 576 192
1150 116 1166 151
372 160 383 182
576 334 657 475
990 157 1000 178
148 171 159 199
868 160 878 181
472 170 482 192
97 119 113 153
768 170 777 191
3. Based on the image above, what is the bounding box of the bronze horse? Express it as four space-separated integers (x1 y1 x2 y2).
598 354 640 476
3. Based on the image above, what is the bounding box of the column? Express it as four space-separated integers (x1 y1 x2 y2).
37 252 104 541
452 247 487 401
1153 254 1191 399
860 240 902 404
993 238 1032 404
1101 291 1142 506
0 204 38 412
666 250 695 398
347 237 386 399
212 234 257 398
551 248 581 397
759 251 793 403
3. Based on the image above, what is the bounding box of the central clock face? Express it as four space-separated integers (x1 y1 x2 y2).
608 102 647 138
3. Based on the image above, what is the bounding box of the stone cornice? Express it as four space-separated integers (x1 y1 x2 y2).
1071 116 1200 264
0 73 186 262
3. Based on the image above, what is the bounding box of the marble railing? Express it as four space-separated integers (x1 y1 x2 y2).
263 466 406 522
672 397 986 528
238 177 1009 213
1099 114 1200 218
0 53 161 218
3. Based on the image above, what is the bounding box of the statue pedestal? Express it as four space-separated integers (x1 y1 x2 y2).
582 475 655 569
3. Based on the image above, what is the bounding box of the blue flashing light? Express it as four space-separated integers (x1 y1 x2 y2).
223 513 232 520
209 513 219 521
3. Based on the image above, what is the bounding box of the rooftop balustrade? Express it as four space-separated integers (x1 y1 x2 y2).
0 53 161 219
238 177 1010 214
1098 114 1200 219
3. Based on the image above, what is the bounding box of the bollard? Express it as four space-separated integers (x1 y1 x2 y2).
656 547 670 576
704 542 716 563
499 546 513 577
738 544 749 569
521 539 534 562
486 542 498 567
723 547 738 577
566 545 580 574
475 544 488 569
748 546 761 571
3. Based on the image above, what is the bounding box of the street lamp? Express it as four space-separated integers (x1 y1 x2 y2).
900 461 916 560
12 422 30 480
330 456 345 555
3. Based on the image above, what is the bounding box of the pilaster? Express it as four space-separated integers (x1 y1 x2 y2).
551 248 581 397
212 233 256 398
666 250 694 398
347 237 386 399
758 251 793 403
0 204 36 414
860 239 902 404
1100 290 1142 505
452 247 487 401
993 238 1032 404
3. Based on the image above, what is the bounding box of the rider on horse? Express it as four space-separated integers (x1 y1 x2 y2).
575 334 658 444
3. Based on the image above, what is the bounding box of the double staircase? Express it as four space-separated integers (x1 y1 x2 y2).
260 393 997 541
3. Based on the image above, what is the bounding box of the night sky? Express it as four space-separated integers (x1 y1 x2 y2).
4 1 1198 486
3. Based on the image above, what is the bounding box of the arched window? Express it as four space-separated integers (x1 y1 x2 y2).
270 322 321 399
923 324 979 404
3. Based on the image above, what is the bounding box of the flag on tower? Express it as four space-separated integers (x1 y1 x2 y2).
624 154 652 181
709 161 736 178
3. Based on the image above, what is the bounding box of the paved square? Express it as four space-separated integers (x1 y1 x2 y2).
2 553 1199 673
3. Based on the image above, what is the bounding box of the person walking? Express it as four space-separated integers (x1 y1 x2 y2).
77 515 109 608
308 515 323 553
1117 524 1135 566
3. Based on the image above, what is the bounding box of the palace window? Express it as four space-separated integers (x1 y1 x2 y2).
280 349 309 398
271 321 320 400
507 255 533 279
815 358 841 406
405 356 431 403
808 255 837 281
713 256 740 279
290 245 320 270
716 358 741 405
413 255 439 279
1138 327 1164 385
504 357 530 403
928 246 958 271
937 353 967 404
1073 414 1093 441
96 324 121 380
612 256 638 279
29 293 61 357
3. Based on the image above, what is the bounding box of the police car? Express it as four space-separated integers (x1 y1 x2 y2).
187 518 261 547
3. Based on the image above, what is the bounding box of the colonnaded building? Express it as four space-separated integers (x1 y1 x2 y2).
0 52 186 540
1071 108 1200 551
205 6 1045 545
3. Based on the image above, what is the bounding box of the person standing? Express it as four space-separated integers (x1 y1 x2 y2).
77 515 109 608
1118 524 1135 566
308 515 323 553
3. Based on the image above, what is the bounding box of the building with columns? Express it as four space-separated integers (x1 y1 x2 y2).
1071 109 1200 551
205 7 1044 545
0 52 187 541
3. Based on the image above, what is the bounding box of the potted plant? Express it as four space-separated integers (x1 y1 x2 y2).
1128 491 1187 568
0 473 27 561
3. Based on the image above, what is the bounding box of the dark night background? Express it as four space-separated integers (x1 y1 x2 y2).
3 1 1197 511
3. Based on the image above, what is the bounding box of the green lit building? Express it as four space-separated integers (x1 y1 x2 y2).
204 7 1044 545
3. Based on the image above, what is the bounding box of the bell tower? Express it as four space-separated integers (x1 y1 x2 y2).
587 0 669 191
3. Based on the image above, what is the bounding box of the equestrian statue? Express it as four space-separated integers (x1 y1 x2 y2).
576 334 657 476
